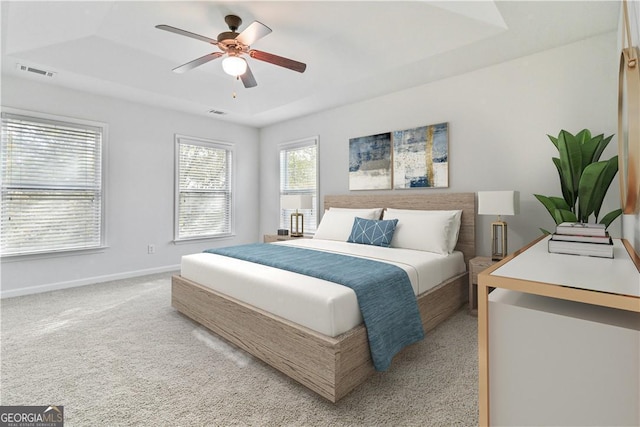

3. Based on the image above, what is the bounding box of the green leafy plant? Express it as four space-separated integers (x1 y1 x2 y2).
534 129 622 234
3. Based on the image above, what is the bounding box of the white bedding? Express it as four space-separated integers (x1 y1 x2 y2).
180 239 466 337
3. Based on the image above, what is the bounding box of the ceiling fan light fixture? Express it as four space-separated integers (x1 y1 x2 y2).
222 56 247 76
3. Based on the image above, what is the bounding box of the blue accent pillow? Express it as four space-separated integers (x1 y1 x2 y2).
347 217 399 248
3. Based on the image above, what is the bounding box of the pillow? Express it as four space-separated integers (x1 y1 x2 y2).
383 209 462 254
329 207 384 220
347 217 398 247
314 208 381 241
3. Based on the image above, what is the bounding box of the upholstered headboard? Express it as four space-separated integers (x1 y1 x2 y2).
324 193 476 266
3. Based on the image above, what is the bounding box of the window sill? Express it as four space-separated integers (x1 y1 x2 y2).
1 246 109 262
173 234 236 245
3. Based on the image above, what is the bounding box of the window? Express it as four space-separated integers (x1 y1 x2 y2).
1 111 105 256
279 137 318 234
175 135 233 241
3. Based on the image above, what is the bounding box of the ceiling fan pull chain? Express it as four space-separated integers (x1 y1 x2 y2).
233 75 240 99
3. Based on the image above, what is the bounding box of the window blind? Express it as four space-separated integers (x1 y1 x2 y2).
279 138 318 233
1 112 104 256
176 137 233 240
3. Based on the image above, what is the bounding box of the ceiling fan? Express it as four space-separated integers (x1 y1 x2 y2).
156 15 306 88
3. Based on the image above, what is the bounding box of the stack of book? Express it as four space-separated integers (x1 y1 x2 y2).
548 222 614 258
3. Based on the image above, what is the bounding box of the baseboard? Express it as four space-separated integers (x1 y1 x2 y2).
0 265 180 299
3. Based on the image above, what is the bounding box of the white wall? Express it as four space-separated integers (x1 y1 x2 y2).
1 75 260 297
1 30 626 296
259 32 621 257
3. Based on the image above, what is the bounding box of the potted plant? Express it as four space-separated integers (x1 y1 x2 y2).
535 129 622 234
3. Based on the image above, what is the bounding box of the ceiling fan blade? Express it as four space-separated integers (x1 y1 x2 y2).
249 50 306 73
235 21 272 46
172 52 223 73
240 64 257 88
156 24 219 45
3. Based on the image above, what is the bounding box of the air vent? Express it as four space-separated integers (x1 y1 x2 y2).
16 63 56 77
208 109 227 115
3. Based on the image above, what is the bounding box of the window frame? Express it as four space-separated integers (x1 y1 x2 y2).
279 136 319 235
0 107 107 258
174 134 235 242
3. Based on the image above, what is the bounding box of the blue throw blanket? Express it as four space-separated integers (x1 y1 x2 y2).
205 243 424 371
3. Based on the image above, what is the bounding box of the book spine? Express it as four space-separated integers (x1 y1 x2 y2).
550 233 611 244
548 240 614 258
555 228 607 237
547 248 614 258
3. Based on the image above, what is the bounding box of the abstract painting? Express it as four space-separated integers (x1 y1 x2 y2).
393 122 449 189
349 132 392 190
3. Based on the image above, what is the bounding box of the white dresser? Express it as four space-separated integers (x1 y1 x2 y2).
477 236 640 426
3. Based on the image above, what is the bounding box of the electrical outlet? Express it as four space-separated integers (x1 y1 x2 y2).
147 244 155 254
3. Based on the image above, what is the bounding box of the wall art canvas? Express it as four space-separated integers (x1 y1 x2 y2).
393 122 449 189
349 132 392 190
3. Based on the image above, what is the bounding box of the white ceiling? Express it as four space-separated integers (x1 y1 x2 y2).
1 1 620 128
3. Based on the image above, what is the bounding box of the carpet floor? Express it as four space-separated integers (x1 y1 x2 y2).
0 272 478 426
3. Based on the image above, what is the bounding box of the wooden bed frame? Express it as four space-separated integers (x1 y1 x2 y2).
172 193 476 402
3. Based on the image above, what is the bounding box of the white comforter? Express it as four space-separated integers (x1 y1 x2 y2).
180 239 465 337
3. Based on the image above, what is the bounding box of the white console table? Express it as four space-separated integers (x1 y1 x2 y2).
478 236 640 426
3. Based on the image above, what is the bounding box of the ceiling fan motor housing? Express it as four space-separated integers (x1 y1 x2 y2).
218 15 244 49
217 31 240 43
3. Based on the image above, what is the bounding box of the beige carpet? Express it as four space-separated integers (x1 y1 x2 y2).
0 272 478 426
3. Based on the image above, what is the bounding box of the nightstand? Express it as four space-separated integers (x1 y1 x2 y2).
469 256 498 315
263 234 307 243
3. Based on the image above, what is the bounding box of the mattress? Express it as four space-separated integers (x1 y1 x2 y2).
180 239 466 337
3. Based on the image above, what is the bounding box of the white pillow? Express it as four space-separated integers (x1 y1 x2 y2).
329 207 383 219
383 209 462 254
314 208 382 241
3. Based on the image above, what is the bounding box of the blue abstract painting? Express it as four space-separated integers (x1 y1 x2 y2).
393 122 448 189
349 132 392 190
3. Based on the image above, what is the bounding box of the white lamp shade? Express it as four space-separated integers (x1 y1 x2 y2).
478 191 520 216
281 195 313 210
222 56 247 76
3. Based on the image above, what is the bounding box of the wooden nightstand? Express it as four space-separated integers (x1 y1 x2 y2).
469 256 498 315
263 234 307 243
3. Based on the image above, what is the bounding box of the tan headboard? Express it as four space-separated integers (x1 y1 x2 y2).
324 193 476 266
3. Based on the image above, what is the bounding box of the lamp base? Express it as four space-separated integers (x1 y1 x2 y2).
491 221 508 261
290 212 304 237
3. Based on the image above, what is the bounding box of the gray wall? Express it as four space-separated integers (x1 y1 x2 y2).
2 30 634 297
1 76 260 296
259 32 622 257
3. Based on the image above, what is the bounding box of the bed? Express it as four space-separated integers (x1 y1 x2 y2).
172 193 475 402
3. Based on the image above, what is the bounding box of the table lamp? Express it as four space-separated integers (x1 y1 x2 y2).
280 195 313 237
478 191 520 260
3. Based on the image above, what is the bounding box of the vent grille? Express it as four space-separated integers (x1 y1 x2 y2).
208 109 227 115
16 64 56 77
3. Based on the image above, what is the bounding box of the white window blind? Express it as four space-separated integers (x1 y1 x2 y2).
175 136 233 240
279 137 318 234
1 112 104 256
